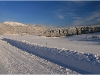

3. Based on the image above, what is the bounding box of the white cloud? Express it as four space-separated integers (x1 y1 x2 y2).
72 10 100 26
72 20 84 26
53 8 65 19
96 18 100 21
57 8 64 11
86 11 100 21
57 14 64 19
66 12 77 17
73 1 87 6
72 16 82 19
54 2 86 20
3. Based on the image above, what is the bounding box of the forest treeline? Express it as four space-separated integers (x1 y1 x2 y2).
43 25 100 37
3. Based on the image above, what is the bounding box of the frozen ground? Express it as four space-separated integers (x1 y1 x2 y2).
0 32 100 74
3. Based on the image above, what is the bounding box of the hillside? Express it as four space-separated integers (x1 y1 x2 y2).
0 21 47 35
1 21 100 37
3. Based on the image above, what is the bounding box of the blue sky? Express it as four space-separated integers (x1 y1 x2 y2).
0 1 100 27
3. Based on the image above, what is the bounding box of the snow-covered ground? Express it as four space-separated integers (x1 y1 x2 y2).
1 32 100 55
0 32 100 74
0 39 77 74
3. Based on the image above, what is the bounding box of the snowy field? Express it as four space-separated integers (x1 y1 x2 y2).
1 32 100 55
0 32 100 74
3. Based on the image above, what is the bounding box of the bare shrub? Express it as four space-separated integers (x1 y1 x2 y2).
92 35 100 39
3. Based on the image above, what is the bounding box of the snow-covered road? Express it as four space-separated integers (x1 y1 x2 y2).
0 39 76 74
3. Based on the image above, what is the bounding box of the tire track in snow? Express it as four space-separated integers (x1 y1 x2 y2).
0 39 76 74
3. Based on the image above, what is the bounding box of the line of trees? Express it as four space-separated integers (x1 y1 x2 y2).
43 25 100 37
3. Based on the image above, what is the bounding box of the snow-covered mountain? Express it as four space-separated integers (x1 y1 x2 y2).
3 21 26 26
0 21 48 35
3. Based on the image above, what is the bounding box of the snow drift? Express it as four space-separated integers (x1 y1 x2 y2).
0 39 77 74
2 37 100 74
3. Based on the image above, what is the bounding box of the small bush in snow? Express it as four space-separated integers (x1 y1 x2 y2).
92 35 100 39
85 35 88 39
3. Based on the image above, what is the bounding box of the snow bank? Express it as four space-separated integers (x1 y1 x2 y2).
1 33 100 55
0 39 77 74
2 37 100 74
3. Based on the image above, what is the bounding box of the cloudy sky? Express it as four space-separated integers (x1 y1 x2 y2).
0 1 100 27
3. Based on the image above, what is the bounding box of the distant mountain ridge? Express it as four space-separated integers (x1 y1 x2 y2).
0 21 47 35
3 21 26 26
